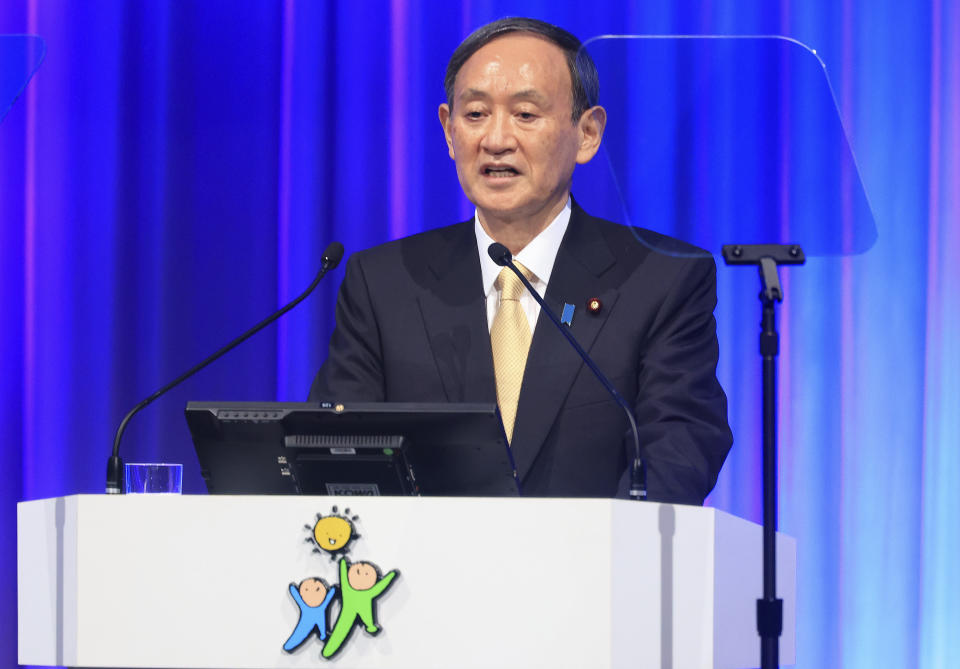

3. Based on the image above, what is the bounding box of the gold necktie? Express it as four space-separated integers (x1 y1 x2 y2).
491 262 533 443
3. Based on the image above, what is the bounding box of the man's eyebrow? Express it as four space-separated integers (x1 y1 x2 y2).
458 88 490 101
456 88 549 103
510 88 548 103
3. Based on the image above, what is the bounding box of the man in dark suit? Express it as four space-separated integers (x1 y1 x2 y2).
310 17 732 504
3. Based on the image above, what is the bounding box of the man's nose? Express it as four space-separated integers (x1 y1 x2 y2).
481 110 517 154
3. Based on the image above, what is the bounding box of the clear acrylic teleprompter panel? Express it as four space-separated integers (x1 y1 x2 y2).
573 35 877 257
1 35 46 123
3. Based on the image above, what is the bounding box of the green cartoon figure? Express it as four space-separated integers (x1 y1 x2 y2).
321 558 399 659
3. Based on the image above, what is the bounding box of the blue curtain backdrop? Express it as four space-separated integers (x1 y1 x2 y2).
2 1 958 667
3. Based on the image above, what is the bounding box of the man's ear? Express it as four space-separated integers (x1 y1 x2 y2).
438 104 456 160
575 105 607 165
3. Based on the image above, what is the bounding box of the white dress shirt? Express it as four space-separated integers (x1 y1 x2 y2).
474 198 572 333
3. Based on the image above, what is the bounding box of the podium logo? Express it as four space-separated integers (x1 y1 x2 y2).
282 506 400 661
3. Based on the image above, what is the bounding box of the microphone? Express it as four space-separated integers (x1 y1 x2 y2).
106 241 345 493
487 242 647 500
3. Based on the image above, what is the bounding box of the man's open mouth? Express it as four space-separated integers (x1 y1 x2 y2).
483 166 519 178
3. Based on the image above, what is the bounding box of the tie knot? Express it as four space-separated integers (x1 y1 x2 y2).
496 263 532 302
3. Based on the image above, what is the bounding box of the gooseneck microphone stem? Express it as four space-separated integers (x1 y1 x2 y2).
487 243 646 500
106 241 345 494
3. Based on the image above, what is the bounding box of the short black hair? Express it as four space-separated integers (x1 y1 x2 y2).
443 17 599 123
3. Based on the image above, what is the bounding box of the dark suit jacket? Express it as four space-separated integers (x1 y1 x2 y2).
309 202 732 504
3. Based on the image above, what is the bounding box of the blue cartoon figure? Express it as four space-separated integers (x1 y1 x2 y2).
322 558 399 659
283 577 337 651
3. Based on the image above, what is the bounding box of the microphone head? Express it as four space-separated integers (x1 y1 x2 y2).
487 242 512 266
321 241 345 270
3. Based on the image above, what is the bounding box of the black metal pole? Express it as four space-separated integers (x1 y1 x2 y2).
723 245 801 669
758 297 783 669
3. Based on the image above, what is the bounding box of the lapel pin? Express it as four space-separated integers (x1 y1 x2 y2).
587 297 602 314
561 303 575 326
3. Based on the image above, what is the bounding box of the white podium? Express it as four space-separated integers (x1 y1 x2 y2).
18 495 795 668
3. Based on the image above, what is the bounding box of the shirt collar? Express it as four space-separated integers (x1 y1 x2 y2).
475 198 572 296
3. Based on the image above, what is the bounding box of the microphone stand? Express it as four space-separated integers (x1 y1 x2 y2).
487 243 646 500
722 243 804 669
106 242 344 494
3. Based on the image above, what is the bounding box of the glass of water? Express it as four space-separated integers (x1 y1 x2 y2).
125 463 183 494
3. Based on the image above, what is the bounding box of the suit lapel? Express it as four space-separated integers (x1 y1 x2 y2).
509 206 620 480
416 222 497 404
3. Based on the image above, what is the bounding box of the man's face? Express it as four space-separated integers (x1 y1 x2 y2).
439 34 603 225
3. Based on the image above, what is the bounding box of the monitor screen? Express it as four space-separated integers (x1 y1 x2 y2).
185 401 519 496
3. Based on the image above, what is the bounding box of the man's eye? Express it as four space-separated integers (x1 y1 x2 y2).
465 111 483 119
518 112 536 120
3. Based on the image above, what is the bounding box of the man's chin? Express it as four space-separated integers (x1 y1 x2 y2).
471 192 532 218
475 203 529 225
474 194 571 227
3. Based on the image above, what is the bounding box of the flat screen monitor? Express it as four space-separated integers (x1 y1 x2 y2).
185 401 519 497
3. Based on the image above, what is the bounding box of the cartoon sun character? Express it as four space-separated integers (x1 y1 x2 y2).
315 516 351 550
304 506 359 560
